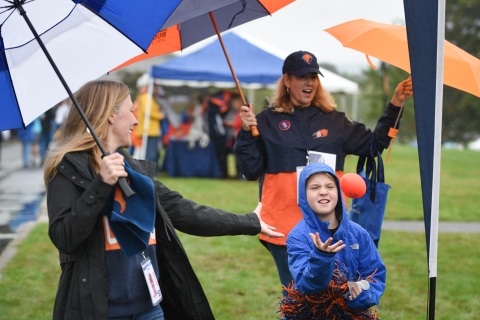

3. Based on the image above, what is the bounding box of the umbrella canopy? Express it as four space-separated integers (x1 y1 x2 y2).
325 18 480 98
117 0 295 141
0 0 181 131
113 0 294 70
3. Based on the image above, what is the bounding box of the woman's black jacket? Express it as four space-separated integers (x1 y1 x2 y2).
47 149 260 320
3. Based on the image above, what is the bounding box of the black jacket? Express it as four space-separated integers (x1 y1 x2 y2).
47 149 261 320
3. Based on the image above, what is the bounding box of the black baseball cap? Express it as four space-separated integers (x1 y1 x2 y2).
282 50 323 77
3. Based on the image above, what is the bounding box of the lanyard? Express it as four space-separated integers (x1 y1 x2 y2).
297 107 312 164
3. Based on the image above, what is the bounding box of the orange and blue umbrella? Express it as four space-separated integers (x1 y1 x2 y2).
113 0 296 137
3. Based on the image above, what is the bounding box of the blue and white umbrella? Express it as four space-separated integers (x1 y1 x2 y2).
0 0 181 132
0 0 181 197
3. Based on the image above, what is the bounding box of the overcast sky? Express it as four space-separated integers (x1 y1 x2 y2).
183 0 407 75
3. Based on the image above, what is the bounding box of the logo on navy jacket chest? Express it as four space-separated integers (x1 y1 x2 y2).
278 120 291 130
312 129 329 138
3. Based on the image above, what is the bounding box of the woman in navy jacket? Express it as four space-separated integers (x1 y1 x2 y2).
235 50 410 293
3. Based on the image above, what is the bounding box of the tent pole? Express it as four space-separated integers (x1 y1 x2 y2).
248 87 255 105
208 12 259 137
140 76 154 160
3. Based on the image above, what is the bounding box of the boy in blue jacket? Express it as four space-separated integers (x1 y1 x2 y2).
282 163 386 319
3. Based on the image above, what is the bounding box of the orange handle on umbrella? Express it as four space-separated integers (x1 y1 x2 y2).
209 12 259 137
386 94 408 162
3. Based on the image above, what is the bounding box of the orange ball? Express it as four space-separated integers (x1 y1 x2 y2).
340 173 367 199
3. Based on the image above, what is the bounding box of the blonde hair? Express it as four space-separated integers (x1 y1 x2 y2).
269 73 337 113
44 80 130 186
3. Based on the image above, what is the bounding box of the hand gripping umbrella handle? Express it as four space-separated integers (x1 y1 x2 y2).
102 152 136 199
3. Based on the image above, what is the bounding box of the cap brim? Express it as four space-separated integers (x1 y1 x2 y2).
290 67 324 77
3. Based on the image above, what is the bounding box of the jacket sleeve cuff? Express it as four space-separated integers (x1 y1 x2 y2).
241 212 262 235
236 128 257 143
314 246 337 256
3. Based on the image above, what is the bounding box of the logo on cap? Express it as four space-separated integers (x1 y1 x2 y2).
279 120 291 131
302 53 313 64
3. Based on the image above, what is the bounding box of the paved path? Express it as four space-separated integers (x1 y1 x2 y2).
382 220 480 233
0 139 46 277
0 140 45 233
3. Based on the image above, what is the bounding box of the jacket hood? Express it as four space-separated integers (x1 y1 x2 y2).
298 163 346 231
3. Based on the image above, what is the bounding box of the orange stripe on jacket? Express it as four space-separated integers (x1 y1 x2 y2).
259 170 345 246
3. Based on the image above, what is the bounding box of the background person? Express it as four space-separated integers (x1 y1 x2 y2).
234 50 411 293
30 116 42 167
207 90 242 179
38 109 55 165
54 98 70 131
282 163 385 319
43 80 283 320
16 120 36 168
223 93 243 179
136 84 165 168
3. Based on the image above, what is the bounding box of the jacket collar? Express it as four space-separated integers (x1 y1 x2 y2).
57 149 156 185
118 149 156 177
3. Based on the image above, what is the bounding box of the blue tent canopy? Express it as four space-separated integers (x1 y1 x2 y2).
149 32 359 95
150 32 283 84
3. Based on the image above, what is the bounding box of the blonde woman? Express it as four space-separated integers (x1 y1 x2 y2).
44 80 282 320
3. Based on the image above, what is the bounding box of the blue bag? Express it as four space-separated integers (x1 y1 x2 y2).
350 145 390 248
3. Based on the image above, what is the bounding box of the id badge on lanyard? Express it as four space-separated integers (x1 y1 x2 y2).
141 252 162 306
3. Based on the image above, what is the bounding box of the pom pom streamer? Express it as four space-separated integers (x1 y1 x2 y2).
279 263 378 319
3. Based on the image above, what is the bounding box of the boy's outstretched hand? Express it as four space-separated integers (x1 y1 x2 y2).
309 232 346 253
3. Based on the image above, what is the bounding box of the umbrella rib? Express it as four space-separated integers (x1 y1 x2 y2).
228 0 246 28
0 8 14 22
4 6 76 50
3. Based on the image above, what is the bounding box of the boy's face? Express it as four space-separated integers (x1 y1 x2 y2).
306 172 338 220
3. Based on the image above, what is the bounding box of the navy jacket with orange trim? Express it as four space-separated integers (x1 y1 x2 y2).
234 103 400 245
235 103 399 177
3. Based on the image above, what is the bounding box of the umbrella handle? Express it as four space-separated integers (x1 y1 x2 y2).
118 177 136 199
250 125 259 136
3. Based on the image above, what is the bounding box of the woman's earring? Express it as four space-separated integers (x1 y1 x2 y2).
286 87 290 94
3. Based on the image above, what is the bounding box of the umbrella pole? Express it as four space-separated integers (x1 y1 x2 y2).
16 2 135 198
208 12 259 137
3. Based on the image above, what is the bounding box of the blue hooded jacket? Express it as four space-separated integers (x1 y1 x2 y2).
286 163 386 310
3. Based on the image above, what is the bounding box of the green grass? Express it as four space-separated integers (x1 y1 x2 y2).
166 144 480 222
2 224 479 319
343 144 480 222
0 224 58 319
1 145 480 319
